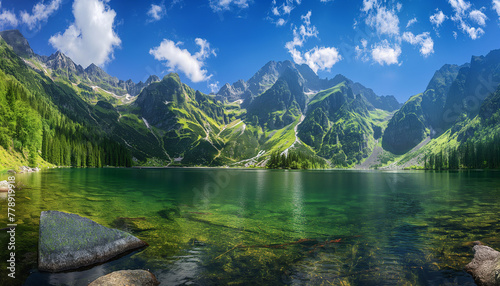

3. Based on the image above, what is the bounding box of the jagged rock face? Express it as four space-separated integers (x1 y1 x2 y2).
38 211 147 272
134 73 185 128
246 67 306 129
217 79 250 102
217 60 400 113
45 51 86 77
0 30 35 58
383 49 500 154
298 82 373 165
382 94 426 154
444 49 500 122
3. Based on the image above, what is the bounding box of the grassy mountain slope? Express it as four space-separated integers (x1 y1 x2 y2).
298 82 389 167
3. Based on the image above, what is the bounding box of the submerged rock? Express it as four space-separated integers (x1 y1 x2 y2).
465 245 500 286
39 211 147 272
88 270 160 286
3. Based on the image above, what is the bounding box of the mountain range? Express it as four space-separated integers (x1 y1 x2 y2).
0 29 499 169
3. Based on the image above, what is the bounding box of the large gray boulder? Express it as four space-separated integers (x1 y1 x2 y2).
88 270 160 286
39 211 147 272
465 245 500 286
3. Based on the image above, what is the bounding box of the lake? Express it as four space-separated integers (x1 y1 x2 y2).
1 168 499 285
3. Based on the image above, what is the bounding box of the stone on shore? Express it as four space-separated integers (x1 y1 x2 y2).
0 180 9 192
465 245 500 286
39 211 148 272
88 270 160 286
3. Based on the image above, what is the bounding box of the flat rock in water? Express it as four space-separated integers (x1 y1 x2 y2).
88 270 160 286
465 245 500 286
39 211 147 272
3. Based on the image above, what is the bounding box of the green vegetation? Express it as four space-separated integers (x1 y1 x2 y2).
0 38 131 168
266 150 329 169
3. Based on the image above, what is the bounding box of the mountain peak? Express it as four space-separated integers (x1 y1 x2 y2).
0 29 35 58
146 75 160 85
85 63 101 72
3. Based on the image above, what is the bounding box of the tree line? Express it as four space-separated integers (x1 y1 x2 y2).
0 71 132 167
267 150 329 169
424 133 500 170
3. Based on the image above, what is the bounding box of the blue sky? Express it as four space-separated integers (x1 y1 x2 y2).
1 0 500 102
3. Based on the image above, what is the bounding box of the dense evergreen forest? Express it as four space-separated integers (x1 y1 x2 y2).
0 43 132 168
266 150 329 169
424 134 500 170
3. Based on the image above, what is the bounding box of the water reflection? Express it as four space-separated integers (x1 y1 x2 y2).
4 169 499 285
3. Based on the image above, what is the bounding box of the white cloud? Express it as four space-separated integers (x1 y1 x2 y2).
194 38 217 60
402 32 434 57
449 0 471 19
150 38 216 82
469 9 487 26
285 11 341 72
371 40 401 65
320 0 334 2
285 11 318 51
460 21 484 39
209 0 250 12
355 39 370 62
268 0 301 26
494 0 500 20
300 46 342 73
430 10 447 27
447 0 486 39
366 6 400 36
0 2 18 29
49 0 121 68
208 81 220 93
406 17 417 28
20 0 62 30
453 31 458 38
396 3 402 12
362 0 377 12
147 4 165 21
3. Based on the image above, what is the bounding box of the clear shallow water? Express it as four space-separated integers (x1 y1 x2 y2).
1 168 499 285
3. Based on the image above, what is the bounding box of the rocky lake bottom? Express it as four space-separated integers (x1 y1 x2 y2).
1 168 499 285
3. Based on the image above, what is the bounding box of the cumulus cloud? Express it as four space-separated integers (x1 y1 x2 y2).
209 0 250 12
430 10 447 27
0 2 18 29
447 0 486 39
449 0 471 19
494 0 500 20
371 40 401 65
402 32 434 57
20 0 62 30
300 46 342 73
150 38 216 82
362 0 377 12
459 21 484 39
49 0 121 68
406 17 417 28
285 11 341 73
365 5 400 36
147 4 166 21
469 9 487 26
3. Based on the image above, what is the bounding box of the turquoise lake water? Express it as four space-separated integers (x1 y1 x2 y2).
1 168 499 285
